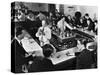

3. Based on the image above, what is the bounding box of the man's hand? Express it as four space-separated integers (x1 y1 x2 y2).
25 53 30 58
25 51 36 58
22 64 28 73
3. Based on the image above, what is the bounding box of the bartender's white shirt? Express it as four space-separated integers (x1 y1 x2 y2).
36 26 51 46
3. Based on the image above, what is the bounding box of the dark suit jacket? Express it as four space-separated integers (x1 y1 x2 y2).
28 57 54 72
11 39 33 73
12 39 28 65
76 49 94 69
83 18 93 28
88 22 95 31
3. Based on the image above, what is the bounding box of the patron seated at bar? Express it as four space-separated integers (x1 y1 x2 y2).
83 13 92 29
28 44 54 72
12 27 33 73
36 20 52 46
76 41 97 69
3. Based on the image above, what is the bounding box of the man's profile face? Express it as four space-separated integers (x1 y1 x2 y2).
17 30 25 40
68 16 71 20
42 20 46 27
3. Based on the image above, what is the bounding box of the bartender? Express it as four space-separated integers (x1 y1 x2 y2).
57 16 73 38
36 20 52 46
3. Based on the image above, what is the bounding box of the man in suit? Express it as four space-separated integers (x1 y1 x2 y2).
28 44 54 72
83 13 93 28
11 27 33 73
87 19 95 32
76 41 95 69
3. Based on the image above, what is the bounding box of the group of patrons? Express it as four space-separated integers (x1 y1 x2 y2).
11 4 98 73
